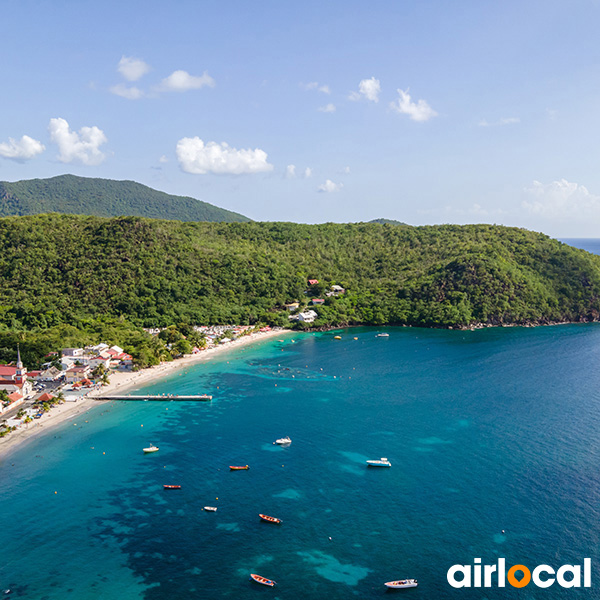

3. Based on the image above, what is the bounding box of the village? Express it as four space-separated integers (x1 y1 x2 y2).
0 324 265 437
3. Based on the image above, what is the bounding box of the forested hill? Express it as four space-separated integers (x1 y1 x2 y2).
1 215 600 332
0 175 250 222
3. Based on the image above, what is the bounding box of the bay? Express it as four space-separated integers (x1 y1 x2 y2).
1 325 600 598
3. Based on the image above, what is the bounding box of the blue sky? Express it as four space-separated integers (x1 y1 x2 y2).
1 0 600 236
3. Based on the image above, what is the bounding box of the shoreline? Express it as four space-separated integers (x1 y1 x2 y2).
0 328 292 461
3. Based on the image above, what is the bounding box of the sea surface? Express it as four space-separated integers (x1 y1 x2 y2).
1 325 600 598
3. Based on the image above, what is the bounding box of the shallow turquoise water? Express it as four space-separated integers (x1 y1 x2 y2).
1 326 600 598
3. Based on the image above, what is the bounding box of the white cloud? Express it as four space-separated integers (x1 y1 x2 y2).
159 155 169 163
523 179 600 219
390 89 437 122
304 167 312 178
110 83 144 100
48 117 107 165
159 70 215 92
318 103 336 113
349 77 381 102
286 164 296 178
176 137 274 175
342 166 351 174
117 56 151 81
478 117 520 127
0 135 45 161
302 82 330 94
317 179 343 193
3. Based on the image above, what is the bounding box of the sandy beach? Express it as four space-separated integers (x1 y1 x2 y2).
0 327 292 461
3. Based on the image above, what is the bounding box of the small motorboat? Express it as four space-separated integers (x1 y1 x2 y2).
203 506 217 512
250 573 277 587
259 513 282 524
230 465 249 470
163 484 181 490
384 579 418 589
334 335 342 339
366 457 391 467
143 445 159 453
273 436 291 445
376 333 390 337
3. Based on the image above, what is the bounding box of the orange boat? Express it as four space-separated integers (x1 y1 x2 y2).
259 513 282 524
229 465 249 470
250 573 276 587
163 485 181 490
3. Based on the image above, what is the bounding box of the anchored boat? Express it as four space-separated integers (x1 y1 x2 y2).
143 445 159 453
384 579 418 589
273 436 291 445
163 485 181 490
366 457 391 467
250 574 277 587
259 513 282 524
229 465 249 470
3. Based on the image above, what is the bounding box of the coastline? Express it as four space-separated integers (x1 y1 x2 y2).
0 327 292 461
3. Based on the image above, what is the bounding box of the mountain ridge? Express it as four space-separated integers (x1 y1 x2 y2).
0 174 250 222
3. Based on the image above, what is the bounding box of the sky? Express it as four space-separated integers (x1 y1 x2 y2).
1 0 600 236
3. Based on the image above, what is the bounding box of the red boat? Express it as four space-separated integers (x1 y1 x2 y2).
259 513 282 524
163 485 182 489
229 465 249 470
250 573 276 587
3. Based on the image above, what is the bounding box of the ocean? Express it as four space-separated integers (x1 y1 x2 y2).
1 323 600 599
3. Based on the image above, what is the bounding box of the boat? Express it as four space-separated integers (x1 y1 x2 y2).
143 445 159 453
163 484 181 489
334 335 342 339
229 465 249 470
203 506 218 512
273 436 291 445
376 333 390 337
384 579 418 589
259 513 282 524
366 457 391 467
250 574 277 587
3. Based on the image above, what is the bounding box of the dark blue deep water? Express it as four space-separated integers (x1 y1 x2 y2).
1 326 600 599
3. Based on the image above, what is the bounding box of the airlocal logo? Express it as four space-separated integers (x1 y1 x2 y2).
447 558 591 589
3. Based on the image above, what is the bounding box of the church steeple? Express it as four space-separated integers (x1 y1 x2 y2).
15 344 26 384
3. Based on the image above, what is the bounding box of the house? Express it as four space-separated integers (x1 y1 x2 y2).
65 365 92 384
331 285 345 293
62 347 84 358
290 309 318 323
37 392 55 403
308 279 319 285
0 391 23 414
39 366 64 381
311 298 325 305
285 302 300 311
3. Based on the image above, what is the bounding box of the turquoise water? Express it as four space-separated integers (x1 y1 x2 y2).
1 326 600 598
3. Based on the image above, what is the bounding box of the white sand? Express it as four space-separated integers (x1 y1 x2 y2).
0 328 292 460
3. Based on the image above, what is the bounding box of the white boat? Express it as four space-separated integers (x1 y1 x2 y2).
143 445 159 453
204 506 217 512
366 457 391 467
376 333 389 337
273 436 292 445
384 579 418 589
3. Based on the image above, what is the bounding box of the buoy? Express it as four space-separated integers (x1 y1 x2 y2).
54 491 57 494
141 424 143 427
103 452 105 455
502 529 505 533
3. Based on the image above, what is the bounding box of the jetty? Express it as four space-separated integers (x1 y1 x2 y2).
95 394 212 401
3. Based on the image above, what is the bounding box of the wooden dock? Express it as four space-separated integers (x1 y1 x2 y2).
96 394 212 401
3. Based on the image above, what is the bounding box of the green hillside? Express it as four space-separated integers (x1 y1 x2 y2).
1 214 599 368
0 215 599 329
0 174 250 222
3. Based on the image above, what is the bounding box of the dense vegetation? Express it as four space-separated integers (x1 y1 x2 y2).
0 175 250 222
1 214 600 368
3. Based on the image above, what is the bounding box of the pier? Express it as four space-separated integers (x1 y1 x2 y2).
96 394 213 401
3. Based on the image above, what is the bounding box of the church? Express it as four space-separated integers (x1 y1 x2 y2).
0 347 33 397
